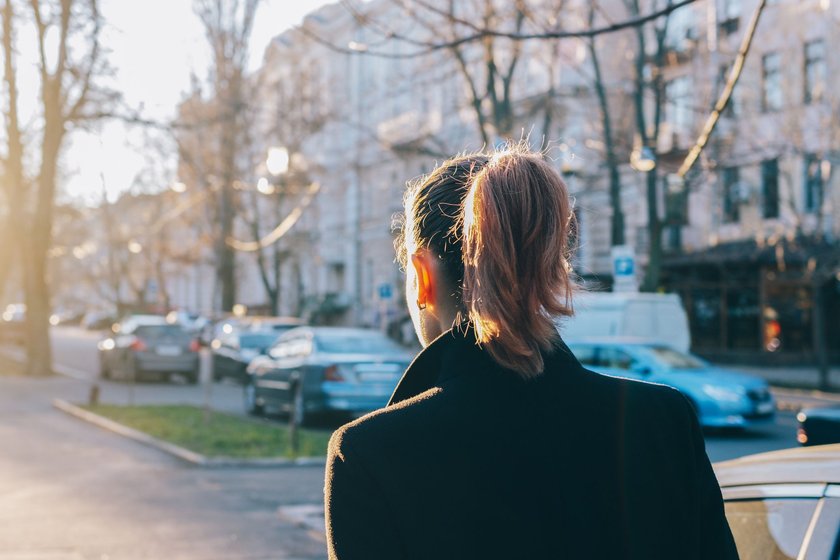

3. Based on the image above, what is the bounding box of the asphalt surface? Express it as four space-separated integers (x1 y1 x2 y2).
0 374 327 560
2 326 838 557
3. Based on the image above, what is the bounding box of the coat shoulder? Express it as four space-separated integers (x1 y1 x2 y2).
578 366 695 423
328 386 447 460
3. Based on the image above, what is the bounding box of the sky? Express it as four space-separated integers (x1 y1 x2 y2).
61 0 331 205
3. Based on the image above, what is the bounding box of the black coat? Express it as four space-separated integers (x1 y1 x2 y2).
325 328 739 559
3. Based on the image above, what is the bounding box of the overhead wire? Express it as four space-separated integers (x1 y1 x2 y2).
297 0 699 59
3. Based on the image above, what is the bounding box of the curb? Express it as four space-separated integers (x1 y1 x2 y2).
770 386 840 403
52 399 326 469
770 386 840 413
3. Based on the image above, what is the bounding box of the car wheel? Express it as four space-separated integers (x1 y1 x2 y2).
244 379 264 416
185 370 199 385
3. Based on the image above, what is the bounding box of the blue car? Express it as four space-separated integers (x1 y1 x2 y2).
245 327 413 425
566 339 776 429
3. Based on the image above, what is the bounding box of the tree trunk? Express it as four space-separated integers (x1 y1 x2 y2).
642 169 662 292
588 31 625 247
218 185 237 311
24 77 63 376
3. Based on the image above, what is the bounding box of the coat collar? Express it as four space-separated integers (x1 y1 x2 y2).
387 326 479 406
388 324 582 406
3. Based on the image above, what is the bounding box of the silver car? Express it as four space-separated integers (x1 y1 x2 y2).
98 315 200 383
245 327 413 424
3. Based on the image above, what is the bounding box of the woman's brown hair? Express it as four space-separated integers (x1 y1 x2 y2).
400 144 575 377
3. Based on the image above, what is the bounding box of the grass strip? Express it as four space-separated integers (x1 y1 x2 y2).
83 404 332 459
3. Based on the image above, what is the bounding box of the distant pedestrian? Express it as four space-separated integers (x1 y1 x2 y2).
324 144 739 559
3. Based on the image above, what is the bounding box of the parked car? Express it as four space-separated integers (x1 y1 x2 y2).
557 292 691 352
244 327 413 424
242 316 303 335
198 315 242 346
211 330 278 384
166 310 208 335
714 444 840 559
797 406 840 446
81 310 117 331
0 303 26 344
566 339 775 429
49 308 85 326
98 315 200 383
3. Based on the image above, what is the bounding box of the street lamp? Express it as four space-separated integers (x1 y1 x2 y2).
630 146 657 172
266 146 290 177
128 240 143 254
256 177 275 195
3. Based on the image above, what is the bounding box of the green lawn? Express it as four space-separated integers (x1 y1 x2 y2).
83 404 333 459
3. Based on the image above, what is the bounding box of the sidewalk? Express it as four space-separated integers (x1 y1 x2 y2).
725 364 840 393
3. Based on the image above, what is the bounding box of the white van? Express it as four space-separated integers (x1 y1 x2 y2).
556 292 691 352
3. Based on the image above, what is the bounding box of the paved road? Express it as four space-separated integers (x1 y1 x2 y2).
0 375 327 560
3 326 839 551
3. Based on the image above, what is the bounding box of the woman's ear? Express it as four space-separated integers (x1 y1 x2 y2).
411 252 435 310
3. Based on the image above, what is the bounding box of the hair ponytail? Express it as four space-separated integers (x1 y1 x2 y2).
461 146 575 377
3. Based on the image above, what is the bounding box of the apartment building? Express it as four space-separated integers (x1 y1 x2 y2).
177 0 839 363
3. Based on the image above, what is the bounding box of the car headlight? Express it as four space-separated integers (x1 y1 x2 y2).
702 384 744 403
98 338 116 351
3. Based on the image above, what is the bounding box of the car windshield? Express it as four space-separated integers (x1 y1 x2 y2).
239 333 277 349
134 325 187 339
646 346 706 369
316 333 403 354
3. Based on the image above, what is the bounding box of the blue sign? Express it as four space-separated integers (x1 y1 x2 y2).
378 283 393 300
614 257 635 277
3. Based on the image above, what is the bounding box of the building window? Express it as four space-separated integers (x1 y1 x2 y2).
720 0 741 34
665 76 692 135
803 153 823 213
761 159 779 219
762 53 782 112
722 166 740 223
723 0 741 19
665 5 694 51
804 40 826 104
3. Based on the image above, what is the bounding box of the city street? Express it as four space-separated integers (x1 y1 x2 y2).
0 373 327 560
45 326 825 462
2 325 838 558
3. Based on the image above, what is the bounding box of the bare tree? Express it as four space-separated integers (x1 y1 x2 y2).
240 37 329 315
1 0 116 375
586 3 627 247
622 0 673 292
186 0 260 312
